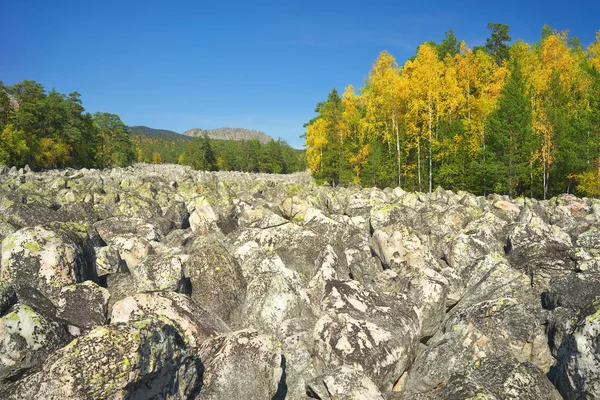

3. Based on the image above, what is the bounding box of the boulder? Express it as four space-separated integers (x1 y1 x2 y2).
1 226 91 305
507 207 574 291
112 192 164 223
188 196 219 234
94 216 159 243
111 292 229 347
0 304 71 380
370 224 450 336
306 365 385 400
183 238 246 323
197 329 284 399
549 307 600 399
235 253 311 333
56 280 110 331
313 280 420 392
5 315 202 399
402 323 561 400
279 196 308 220
129 254 185 293
110 236 153 270
162 200 189 229
229 222 330 280
94 245 124 277
275 318 316 399
238 205 288 229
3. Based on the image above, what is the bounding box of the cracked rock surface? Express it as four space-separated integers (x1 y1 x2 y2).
0 163 599 399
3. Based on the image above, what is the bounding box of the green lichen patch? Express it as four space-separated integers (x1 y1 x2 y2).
24 242 41 253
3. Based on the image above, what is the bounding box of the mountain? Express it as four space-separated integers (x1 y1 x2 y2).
128 126 192 141
183 127 273 144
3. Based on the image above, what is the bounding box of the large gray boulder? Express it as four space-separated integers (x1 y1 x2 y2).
313 280 420 393
197 329 284 399
401 323 561 400
5 315 202 399
188 196 219 234
506 207 574 291
110 235 153 270
306 365 385 400
550 307 600 399
1 226 91 305
111 292 229 347
129 254 185 293
94 245 124 277
370 224 449 337
94 216 159 243
0 304 71 380
56 280 110 332
234 252 311 334
183 238 246 324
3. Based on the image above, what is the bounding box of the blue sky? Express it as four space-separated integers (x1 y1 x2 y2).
2 0 599 148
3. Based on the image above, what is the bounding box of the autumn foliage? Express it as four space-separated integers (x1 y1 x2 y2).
305 25 600 198
0 80 136 169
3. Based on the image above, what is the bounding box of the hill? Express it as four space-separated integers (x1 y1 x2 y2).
128 126 192 141
183 127 273 144
130 125 305 172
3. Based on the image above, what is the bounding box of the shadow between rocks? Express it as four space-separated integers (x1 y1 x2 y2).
271 354 288 400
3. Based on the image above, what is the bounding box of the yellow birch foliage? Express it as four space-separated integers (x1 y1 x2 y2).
576 169 600 198
0 124 30 165
363 50 408 186
458 48 508 157
341 85 361 144
305 117 328 173
35 138 72 168
589 31 600 70
441 54 464 122
341 85 369 181
363 51 403 146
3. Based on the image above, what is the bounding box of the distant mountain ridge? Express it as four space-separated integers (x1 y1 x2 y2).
129 126 192 141
183 127 273 144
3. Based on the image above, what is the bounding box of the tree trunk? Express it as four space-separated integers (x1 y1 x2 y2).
417 138 422 192
393 113 401 188
428 109 433 194
482 128 486 196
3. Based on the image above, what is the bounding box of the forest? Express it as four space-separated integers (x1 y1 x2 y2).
304 24 600 198
0 80 306 174
134 132 306 174
0 80 136 169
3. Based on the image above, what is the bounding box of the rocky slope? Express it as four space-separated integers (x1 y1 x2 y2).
0 163 598 399
183 127 273 143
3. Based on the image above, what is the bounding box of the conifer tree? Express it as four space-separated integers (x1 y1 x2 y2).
486 58 537 196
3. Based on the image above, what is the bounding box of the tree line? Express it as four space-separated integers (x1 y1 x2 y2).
133 132 305 174
0 79 306 174
178 135 306 174
304 24 600 198
0 80 135 169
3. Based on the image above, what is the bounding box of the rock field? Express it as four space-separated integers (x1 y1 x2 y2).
0 163 599 399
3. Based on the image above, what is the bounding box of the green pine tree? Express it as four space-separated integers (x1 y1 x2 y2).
485 58 537 196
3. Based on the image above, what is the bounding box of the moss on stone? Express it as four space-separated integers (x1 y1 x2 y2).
24 242 41 253
2 234 17 253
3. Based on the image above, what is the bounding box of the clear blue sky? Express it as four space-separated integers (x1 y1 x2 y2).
2 0 599 148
